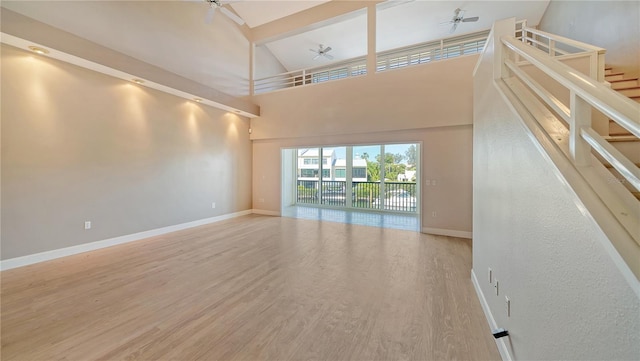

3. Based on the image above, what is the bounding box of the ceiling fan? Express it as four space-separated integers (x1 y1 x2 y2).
441 8 479 33
193 0 245 25
310 44 334 60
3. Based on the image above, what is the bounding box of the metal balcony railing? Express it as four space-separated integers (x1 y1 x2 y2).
296 180 417 213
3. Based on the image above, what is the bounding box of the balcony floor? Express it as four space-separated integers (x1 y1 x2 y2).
282 205 420 232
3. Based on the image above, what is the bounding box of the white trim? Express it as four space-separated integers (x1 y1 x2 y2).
252 209 281 216
421 227 472 239
0 210 252 271
472 269 512 361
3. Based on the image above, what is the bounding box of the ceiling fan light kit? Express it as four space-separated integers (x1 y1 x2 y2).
192 0 245 25
309 44 334 61
441 7 479 33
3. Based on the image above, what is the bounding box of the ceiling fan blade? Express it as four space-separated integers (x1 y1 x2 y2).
323 46 332 53
220 6 245 25
324 54 334 60
462 16 479 22
313 54 321 60
439 20 453 26
205 6 216 24
450 22 458 33
310 49 318 53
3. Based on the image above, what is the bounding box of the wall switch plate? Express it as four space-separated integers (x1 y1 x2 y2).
212 202 216 209
495 280 499 296
488 268 493 283
425 180 431 186
432 180 437 186
259 198 265 203
84 221 92 230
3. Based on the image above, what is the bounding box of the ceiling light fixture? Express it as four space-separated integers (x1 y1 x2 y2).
132 79 145 84
194 98 202 103
28 46 49 55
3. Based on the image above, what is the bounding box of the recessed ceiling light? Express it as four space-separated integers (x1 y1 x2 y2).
193 98 202 103
28 46 49 55
132 79 145 84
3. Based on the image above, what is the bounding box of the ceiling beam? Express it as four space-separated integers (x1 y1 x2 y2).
250 0 384 45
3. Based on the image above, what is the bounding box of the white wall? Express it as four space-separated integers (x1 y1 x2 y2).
250 55 477 140
473 22 640 359
1 44 252 260
539 0 640 78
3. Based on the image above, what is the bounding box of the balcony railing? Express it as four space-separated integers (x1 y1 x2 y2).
254 29 491 94
296 180 417 213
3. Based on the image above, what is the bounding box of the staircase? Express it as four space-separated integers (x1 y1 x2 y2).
604 66 640 200
496 27 640 278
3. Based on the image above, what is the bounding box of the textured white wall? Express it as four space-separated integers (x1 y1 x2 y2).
539 0 640 78
472 22 640 360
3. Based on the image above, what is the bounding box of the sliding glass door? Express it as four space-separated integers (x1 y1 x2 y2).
295 143 419 214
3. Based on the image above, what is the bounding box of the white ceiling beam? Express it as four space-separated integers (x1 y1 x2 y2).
250 0 384 45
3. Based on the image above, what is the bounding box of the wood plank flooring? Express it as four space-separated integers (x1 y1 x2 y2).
1 215 499 360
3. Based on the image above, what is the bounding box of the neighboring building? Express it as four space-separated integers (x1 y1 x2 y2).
333 158 368 182
297 148 335 181
397 170 416 182
297 150 368 182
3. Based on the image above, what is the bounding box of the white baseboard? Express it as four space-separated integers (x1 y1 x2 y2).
421 227 472 239
471 269 512 361
0 210 253 271
252 209 281 216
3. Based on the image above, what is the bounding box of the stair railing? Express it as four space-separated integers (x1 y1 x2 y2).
518 26 607 82
500 35 640 249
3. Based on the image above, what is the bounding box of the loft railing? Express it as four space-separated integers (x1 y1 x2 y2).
375 31 488 72
254 58 367 94
517 21 606 81
254 29 492 94
499 34 640 249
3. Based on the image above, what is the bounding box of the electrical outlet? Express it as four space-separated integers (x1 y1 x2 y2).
259 198 265 203
212 202 216 209
84 221 92 230
506 296 511 317
495 280 499 296
488 267 493 283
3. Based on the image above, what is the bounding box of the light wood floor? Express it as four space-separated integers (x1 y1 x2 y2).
1 215 499 360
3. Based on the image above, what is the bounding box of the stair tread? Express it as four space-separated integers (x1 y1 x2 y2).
615 85 640 90
609 77 639 83
605 135 639 142
605 72 625 77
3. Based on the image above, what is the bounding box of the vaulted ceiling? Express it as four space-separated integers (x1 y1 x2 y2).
1 1 550 96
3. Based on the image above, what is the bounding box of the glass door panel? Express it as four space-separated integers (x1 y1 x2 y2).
297 148 320 205
321 147 346 207
352 145 382 210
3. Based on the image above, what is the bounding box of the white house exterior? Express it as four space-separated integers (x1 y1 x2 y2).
297 149 368 182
